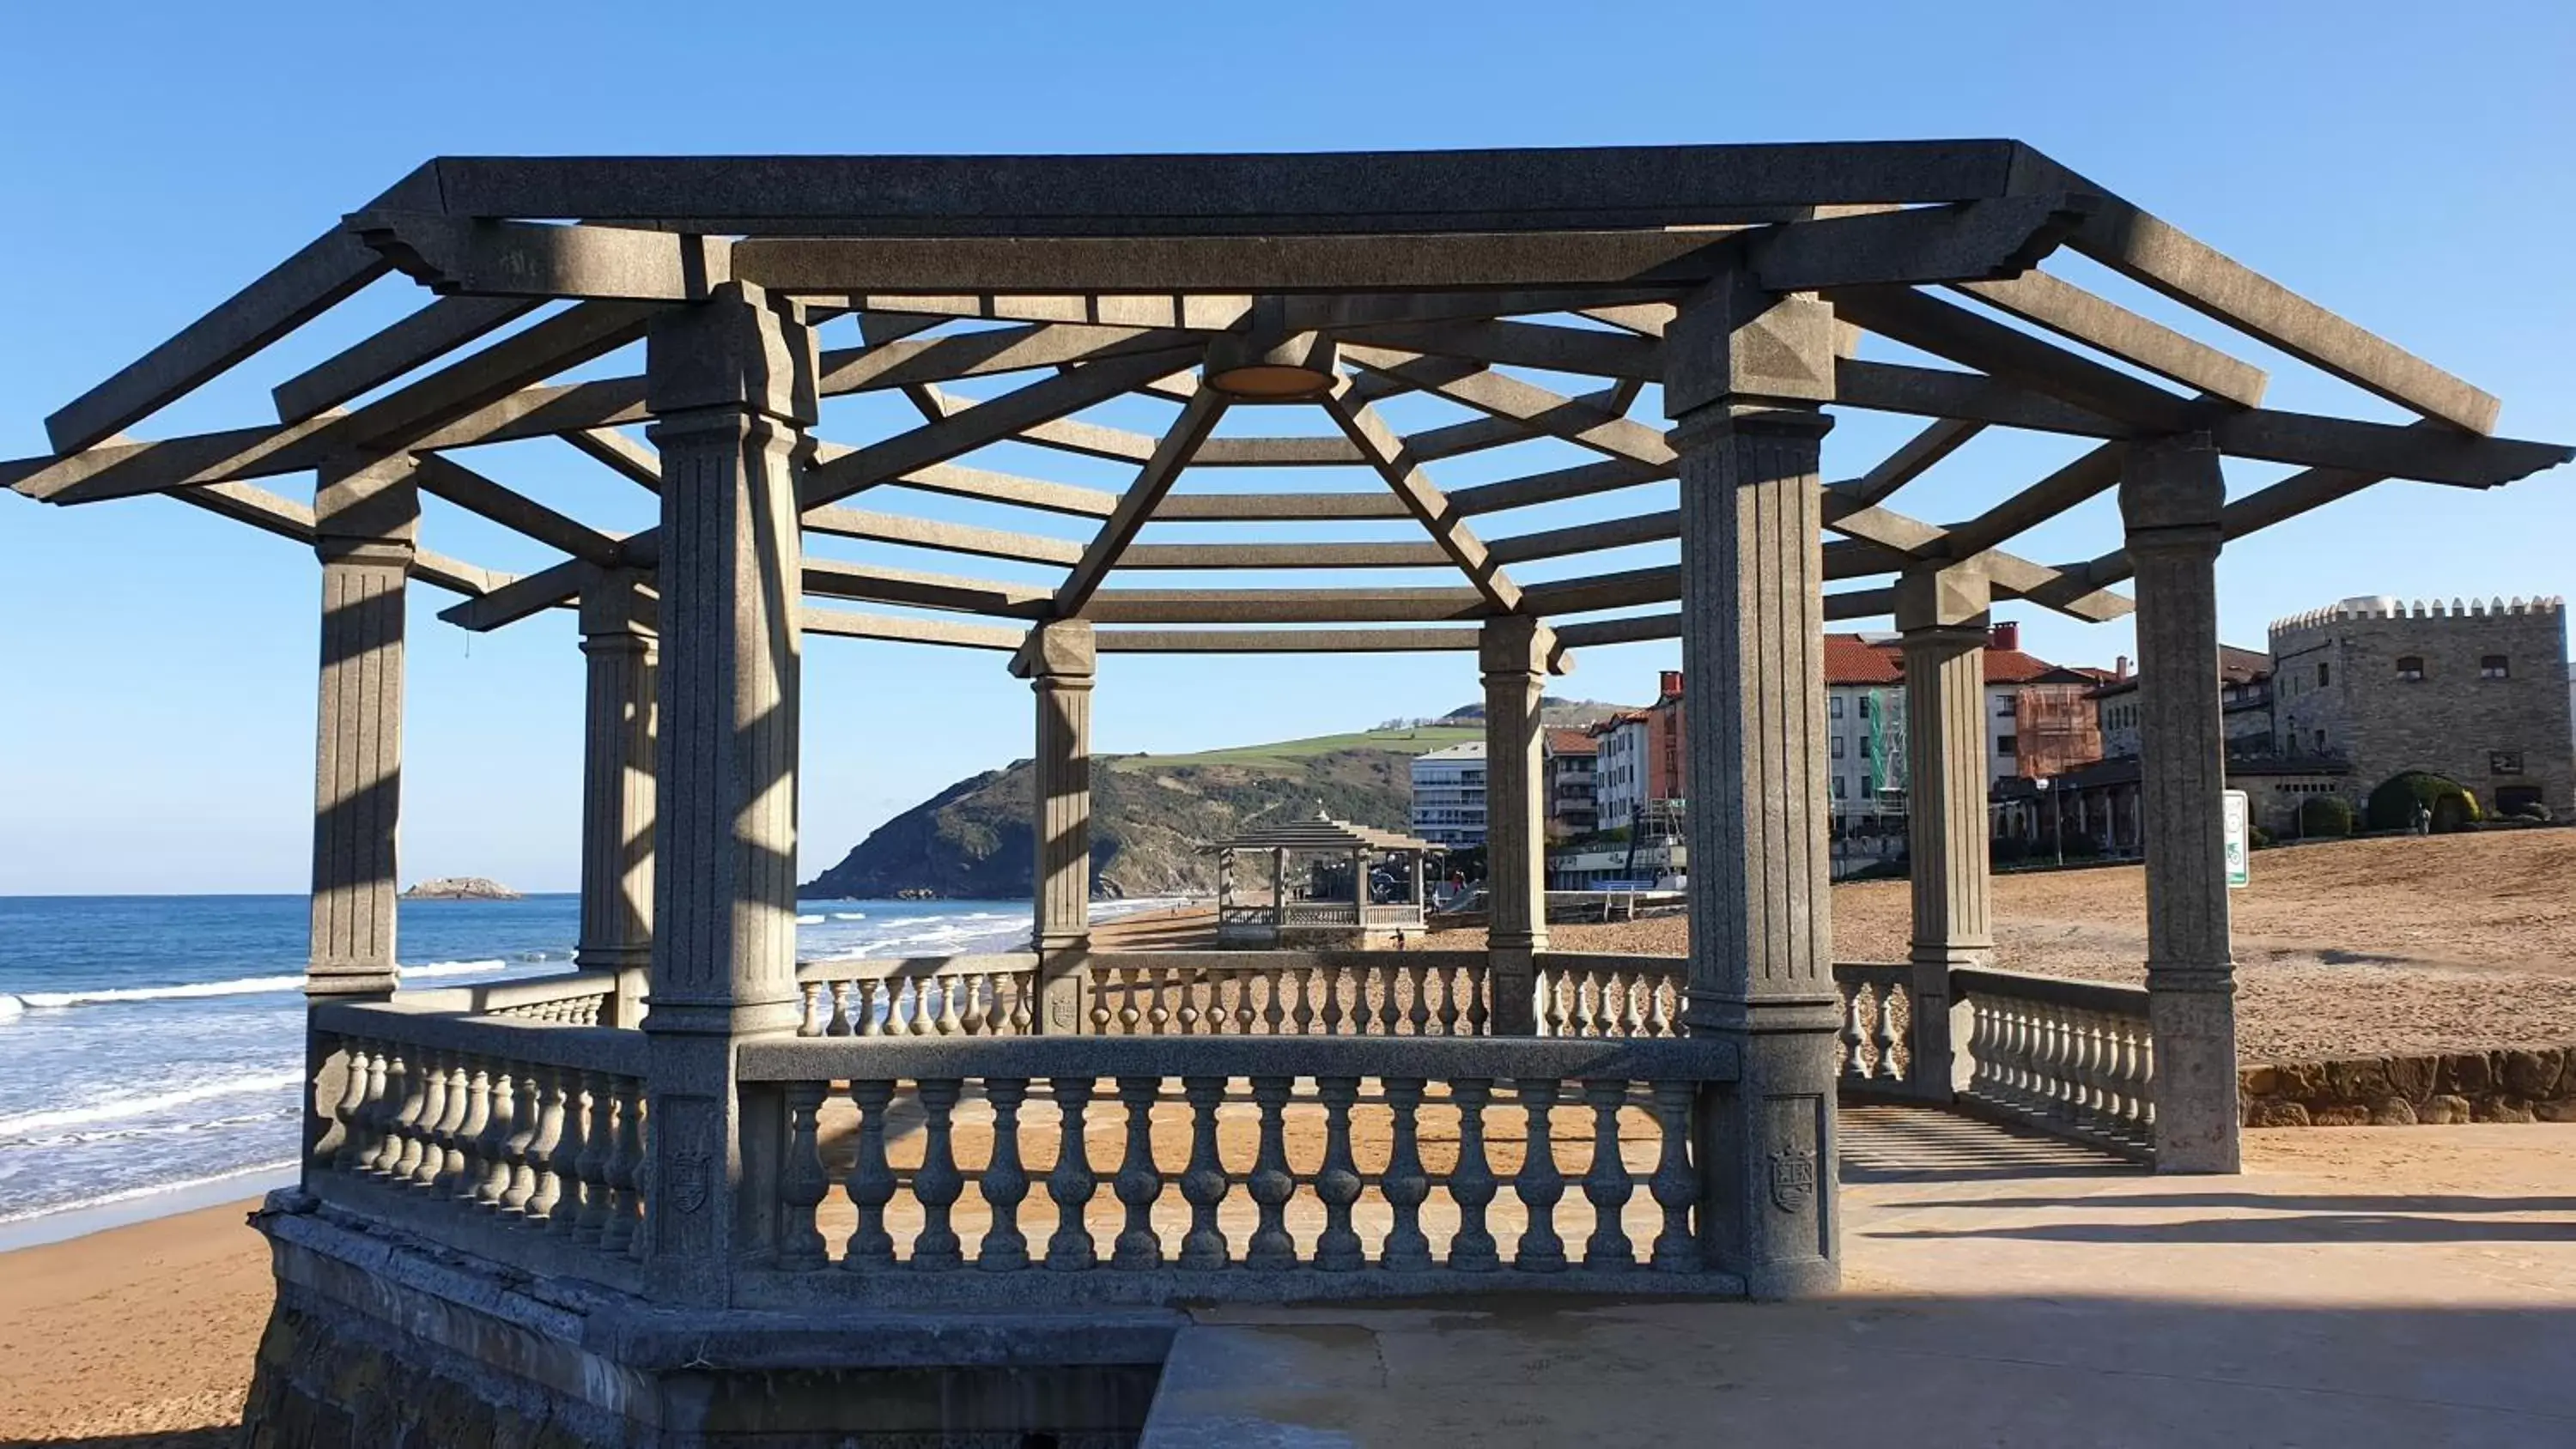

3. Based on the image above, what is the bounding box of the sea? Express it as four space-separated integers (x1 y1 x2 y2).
0 893 1178 1244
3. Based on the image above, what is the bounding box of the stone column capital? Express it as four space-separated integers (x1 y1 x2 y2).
1016 618 1097 682
313 453 422 555
1664 280 1838 420
645 282 818 426
578 567 659 642
1893 561 1993 635
1477 615 1555 681
2118 432 2225 545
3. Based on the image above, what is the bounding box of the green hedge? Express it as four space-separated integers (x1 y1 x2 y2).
2296 795 2357 837
2365 772 2482 833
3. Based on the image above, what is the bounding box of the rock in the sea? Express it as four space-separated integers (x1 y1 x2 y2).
401 876 523 901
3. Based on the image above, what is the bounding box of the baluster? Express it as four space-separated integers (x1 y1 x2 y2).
448 1065 495 1197
600 1082 643 1257
523 1066 571 1226
825 980 854 1037
320 1040 369 1171
979 1078 1031 1270
1649 975 1677 1039
798 980 821 1035
983 973 1011 1035
779 1082 829 1270
1178 1076 1229 1270
1513 1078 1566 1271
2043 1009 2073 1123
1259 973 1285 1035
1582 1080 1635 1267
912 1079 964 1270
1466 962 1492 1036
1647 1080 1700 1271
500 1070 544 1215
1381 1078 1431 1271
542 1071 589 1234
1839 985 1869 1084
936 975 966 1037
859 979 884 1038
430 1052 481 1190
1290 967 1315 1035
1118 968 1145 1036
386 1055 438 1189
1319 963 1346 1035
1448 1078 1499 1271
908 978 934 1038
1008 973 1036 1034
1873 982 1903 1083
574 1071 615 1245
358 1045 402 1174
1171 967 1199 1035
1111 1076 1163 1269
1435 966 1462 1036
1313 1076 1364 1270
1046 1076 1098 1270
2117 1019 2148 1139
842 1080 899 1270
1244 1076 1297 1270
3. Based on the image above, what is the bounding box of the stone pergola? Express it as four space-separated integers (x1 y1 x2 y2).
1208 809 1439 946
9 145 2567 1442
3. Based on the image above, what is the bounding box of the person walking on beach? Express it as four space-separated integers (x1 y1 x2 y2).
2413 800 2433 836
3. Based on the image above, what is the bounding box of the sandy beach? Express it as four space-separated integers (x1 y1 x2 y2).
0 1197 270 1447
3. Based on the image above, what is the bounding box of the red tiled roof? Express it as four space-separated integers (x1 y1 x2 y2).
1819 634 2099 688
1544 727 1599 755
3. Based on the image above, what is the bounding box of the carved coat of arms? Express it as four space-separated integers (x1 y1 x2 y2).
1768 1144 1817 1213
667 1148 713 1214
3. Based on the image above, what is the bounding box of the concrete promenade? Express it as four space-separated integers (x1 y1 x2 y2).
1144 1116 2576 1446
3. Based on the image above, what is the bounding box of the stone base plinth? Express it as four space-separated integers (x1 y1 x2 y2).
243 1192 1172 1448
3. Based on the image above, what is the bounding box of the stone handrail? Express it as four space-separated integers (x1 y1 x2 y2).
1086 950 1490 1036
734 1034 1744 1307
1950 967 2155 1161
306 1001 650 1291
1279 900 1361 925
793 954 1040 1038
1533 953 1686 1039
396 968 621 1025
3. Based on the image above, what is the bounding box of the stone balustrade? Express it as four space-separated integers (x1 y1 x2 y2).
474 970 620 1026
1085 951 1491 1036
1533 954 1686 1039
794 954 1041 1038
1832 962 1913 1090
1952 967 2155 1161
307 1001 651 1289
734 1034 1743 1307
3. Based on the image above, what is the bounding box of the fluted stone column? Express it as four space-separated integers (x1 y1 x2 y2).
307 455 420 1001
1667 277 1840 1298
577 568 658 1028
1024 619 1096 1033
2122 433 2239 1173
1896 563 1995 1100
641 283 817 1300
301 454 419 1179
1480 615 1552 1034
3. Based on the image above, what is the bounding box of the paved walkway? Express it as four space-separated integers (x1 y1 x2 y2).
1143 1114 2576 1447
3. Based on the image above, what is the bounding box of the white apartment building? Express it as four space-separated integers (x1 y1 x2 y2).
1408 742 1488 848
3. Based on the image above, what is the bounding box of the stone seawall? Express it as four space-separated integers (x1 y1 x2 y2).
2240 1046 2576 1127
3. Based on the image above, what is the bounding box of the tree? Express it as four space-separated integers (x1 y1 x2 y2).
2296 795 2356 838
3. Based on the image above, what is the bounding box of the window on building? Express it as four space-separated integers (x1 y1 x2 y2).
1997 735 2017 757
1832 775 1846 799
2492 750 2525 775
1858 737 1872 759
1832 737 1845 759
2482 655 2511 679
1829 696 1844 718
2396 655 2425 681
2314 729 2327 753
1996 696 2015 718
1859 695 1874 718
2317 662 2330 687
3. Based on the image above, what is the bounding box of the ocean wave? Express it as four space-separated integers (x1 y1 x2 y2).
794 914 826 925
831 912 868 921
0 1070 305 1139
0 958 507 1016
0 1158 301 1229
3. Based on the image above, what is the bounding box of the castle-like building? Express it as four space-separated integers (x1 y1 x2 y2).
2267 594 2572 819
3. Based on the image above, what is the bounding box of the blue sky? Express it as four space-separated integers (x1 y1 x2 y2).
3 1 2570 894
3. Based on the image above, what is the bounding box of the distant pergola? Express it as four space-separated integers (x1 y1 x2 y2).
1206 809 1441 946
9 144 2568 1310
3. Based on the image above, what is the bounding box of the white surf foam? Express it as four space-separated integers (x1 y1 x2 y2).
794 914 826 925
0 1157 301 1230
831 912 868 921
0 1070 305 1139
5 958 507 1013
